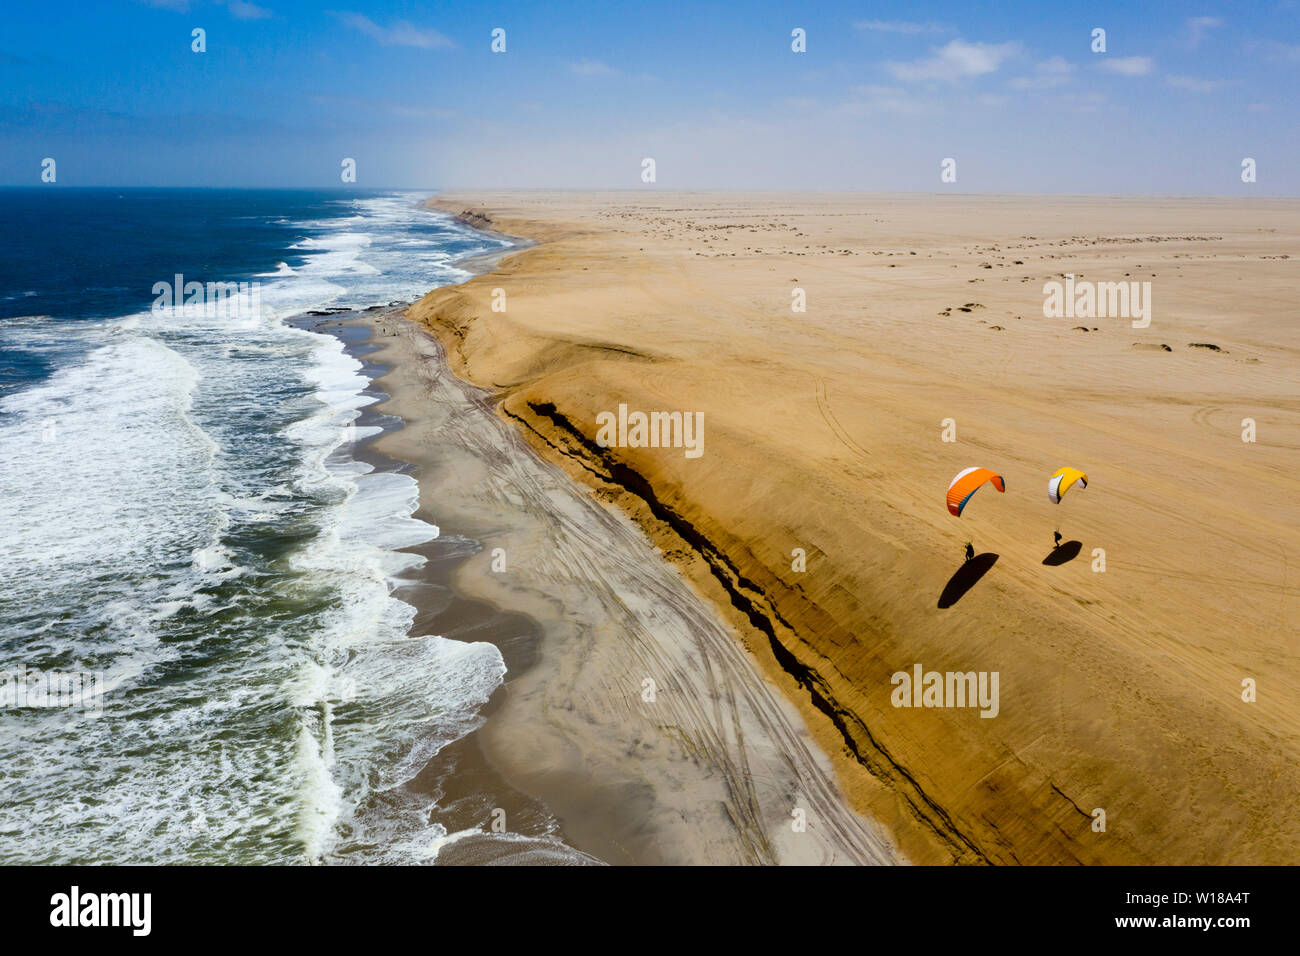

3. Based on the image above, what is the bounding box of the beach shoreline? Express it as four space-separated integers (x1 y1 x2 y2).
444 217 536 275
298 311 600 865
405 190 1300 866
314 302 899 865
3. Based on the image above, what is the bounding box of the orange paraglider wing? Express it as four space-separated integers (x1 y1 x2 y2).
947 467 1006 517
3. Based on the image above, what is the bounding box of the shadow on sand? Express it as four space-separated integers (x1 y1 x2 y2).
1042 540 1082 566
938 552 999 608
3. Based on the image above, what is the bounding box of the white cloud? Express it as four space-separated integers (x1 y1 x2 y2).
844 85 928 114
1097 56 1153 76
886 39 1020 83
569 59 618 76
1009 56 1075 89
336 13 453 49
386 103 456 120
225 0 271 19
308 93 456 121
1250 41 1300 62
853 20 948 35
1038 55 1074 74
785 82 1008 119
1165 74 1224 92
1050 90 1109 114
1186 16 1223 48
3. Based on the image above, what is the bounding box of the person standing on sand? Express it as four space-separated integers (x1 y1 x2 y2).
964 542 974 563
1053 530 1062 549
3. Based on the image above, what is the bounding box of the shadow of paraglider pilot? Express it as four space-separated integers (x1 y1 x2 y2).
938 552 998 608
1042 540 1082 566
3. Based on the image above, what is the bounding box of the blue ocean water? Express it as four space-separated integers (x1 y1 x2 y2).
0 188 497 393
0 189 551 863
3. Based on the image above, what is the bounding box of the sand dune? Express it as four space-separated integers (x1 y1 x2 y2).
408 191 1300 864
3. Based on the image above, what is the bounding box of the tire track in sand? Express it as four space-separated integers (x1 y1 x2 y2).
384 316 901 865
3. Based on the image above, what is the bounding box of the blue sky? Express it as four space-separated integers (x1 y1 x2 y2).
1 0 1297 192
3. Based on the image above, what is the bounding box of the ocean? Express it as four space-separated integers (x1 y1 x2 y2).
0 188 567 863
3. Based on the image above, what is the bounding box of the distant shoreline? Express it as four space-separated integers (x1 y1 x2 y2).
441 206 536 274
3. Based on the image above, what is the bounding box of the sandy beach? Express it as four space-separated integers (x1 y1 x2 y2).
337 306 898 865
404 191 1300 865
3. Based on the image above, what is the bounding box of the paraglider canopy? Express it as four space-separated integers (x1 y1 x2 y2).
1048 467 1088 504
947 467 1006 517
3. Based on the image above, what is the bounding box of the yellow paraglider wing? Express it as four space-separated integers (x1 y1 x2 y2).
1048 467 1088 504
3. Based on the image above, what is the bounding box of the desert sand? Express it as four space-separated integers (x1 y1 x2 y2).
408 191 1299 865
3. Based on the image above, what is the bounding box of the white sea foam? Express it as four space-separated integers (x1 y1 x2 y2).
0 192 516 865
